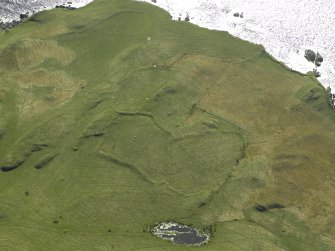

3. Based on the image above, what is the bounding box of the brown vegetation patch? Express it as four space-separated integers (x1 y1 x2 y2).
15 70 84 118
0 39 75 72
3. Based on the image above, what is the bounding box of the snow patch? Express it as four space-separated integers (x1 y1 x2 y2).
0 0 94 23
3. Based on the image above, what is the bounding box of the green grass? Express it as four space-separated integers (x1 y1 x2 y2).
0 0 335 250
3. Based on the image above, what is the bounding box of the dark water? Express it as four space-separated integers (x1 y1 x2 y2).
152 222 209 246
255 203 285 212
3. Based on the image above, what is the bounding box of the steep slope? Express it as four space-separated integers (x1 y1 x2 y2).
0 0 334 250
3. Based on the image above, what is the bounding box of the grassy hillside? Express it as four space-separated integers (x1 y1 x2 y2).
0 0 335 250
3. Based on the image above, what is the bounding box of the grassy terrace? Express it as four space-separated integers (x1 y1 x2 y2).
0 0 335 250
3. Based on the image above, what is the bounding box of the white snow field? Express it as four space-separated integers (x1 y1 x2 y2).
138 0 335 92
0 0 94 22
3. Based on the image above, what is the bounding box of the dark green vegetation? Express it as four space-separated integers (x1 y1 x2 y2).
0 0 335 250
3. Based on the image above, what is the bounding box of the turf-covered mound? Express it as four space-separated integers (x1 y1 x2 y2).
0 0 335 250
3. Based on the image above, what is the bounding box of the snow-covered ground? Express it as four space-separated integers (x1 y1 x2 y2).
0 0 94 23
138 0 335 92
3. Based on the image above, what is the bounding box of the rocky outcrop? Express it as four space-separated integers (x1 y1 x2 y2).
316 52 323 63
233 12 244 18
305 49 323 67
19 13 29 20
313 68 321 78
55 5 77 10
304 49 316 62
0 20 22 30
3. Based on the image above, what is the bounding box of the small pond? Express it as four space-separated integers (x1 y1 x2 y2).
152 222 210 246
